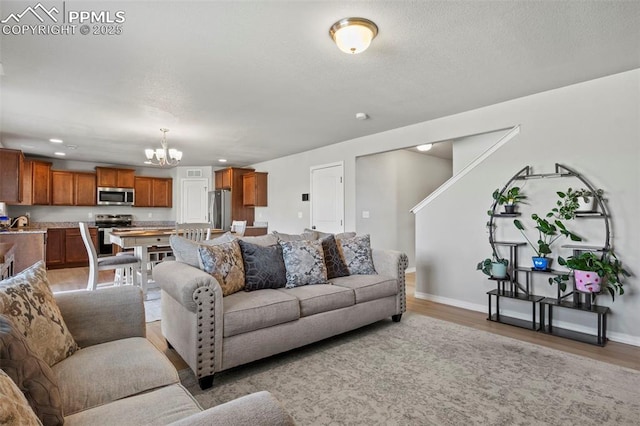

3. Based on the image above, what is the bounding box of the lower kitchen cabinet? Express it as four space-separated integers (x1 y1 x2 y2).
46 227 97 269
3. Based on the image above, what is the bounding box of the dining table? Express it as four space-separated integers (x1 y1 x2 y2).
109 227 226 297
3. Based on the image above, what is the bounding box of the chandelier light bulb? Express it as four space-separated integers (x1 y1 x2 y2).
143 128 182 167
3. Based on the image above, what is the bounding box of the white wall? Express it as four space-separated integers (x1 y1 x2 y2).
452 130 510 175
356 150 451 267
414 69 640 345
6 159 177 223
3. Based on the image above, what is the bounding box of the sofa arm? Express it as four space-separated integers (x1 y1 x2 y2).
54 286 145 348
167 391 296 426
372 249 408 315
152 261 223 313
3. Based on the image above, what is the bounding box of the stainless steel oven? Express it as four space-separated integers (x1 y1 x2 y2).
95 214 133 255
97 187 135 206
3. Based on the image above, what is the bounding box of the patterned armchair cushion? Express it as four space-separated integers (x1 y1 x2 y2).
279 240 328 288
0 261 78 366
337 234 377 275
0 369 41 426
0 315 64 426
238 240 287 291
198 240 245 296
320 235 350 279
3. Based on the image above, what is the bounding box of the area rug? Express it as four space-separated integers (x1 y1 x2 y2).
180 313 640 425
143 288 161 322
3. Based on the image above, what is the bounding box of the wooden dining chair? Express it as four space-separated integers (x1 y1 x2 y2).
79 222 141 291
231 220 247 236
175 222 212 241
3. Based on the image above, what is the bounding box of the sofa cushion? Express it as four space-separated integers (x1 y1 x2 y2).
0 315 63 426
280 240 328 288
52 337 179 416
0 369 42 426
303 228 356 240
238 240 287 291
277 284 355 317
170 233 235 268
0 261 78 366
198 240 245 296
63 384 201 426
337 234 377 275
238 234 278 247
330 275 398 304
223 290 300 337
320 235 350 279
272 230 317 242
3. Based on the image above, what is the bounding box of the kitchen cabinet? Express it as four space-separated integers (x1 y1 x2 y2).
134 176 173 207
0 148 24 203
96 167 135 188
214 169 232 189
46 227 97 269
13 160 52 206
51 171 97 206
243 172 268 207
215 167 257 224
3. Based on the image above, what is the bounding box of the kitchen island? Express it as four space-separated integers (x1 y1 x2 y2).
0 228 47 274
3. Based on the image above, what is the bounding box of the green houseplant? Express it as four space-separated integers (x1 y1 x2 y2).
477 255 508 279
549 251 630 300
490 186 527 214
552 188 604 220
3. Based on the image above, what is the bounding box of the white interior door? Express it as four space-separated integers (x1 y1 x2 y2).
181 178 209 223
310 162 344 233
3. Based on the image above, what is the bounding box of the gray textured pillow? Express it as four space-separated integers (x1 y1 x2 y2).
170 232 235 268
238 240 287 291
273 231 317 242
0 315 64 426
337 234 377 275
321 235 350 279
279 240 328 288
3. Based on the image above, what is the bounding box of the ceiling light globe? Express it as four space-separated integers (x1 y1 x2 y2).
416 143 433 152
145 149 155 160
155 148 166 159
174 151 183 161
330 18 378 54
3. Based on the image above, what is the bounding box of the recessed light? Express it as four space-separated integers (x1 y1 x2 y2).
355 112 368 120
218 159 227 163
54 152 66 156
49 138 63 143
416 144 433 152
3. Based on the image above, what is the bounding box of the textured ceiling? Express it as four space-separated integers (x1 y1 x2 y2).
1 1 639 167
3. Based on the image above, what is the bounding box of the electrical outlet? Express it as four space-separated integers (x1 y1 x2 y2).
148 213 153 218
362 211 370 219
87 212 93 218
297 212 303 219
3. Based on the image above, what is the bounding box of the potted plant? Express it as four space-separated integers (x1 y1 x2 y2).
550 251 630 300
491 186 527 214
477 256 508 279
552 188 604 219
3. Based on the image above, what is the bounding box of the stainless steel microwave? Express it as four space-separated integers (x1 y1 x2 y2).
97 187 135 206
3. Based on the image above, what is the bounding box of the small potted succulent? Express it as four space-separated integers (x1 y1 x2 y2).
549 251 630 300
477 255 509 279
490 186 527 215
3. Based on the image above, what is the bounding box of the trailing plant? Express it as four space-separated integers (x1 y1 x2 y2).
552 188 604 220
549 251 630 300
476 256 508 277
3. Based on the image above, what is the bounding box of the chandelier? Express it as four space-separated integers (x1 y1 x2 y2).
144 128 182 167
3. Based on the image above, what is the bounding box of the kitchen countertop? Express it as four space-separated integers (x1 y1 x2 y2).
0 227 47 234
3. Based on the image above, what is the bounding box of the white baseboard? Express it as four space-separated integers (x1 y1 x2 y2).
413 291 640 347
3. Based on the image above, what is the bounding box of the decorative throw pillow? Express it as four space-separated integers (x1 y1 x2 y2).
272 231 317 242
335 232 357 240
170 232 235 268
198 240 245 296
0 369 42 426
279 240 328 288
238 234 279 247
238 240 287 291
0 315 64 426
320 235 350 279
337 234 377 275
0 261 79 366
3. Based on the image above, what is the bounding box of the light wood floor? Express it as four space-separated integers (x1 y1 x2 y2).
47 267 640 372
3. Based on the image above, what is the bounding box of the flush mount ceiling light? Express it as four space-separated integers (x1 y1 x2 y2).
329 17 378 54
416 143 433 152
49 138 63 143
144 128 183 167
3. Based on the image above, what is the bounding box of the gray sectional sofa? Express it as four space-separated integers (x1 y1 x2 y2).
153 234 408 389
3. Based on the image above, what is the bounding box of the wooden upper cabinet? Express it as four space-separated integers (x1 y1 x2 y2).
0 148 24 203
152 178 172 208
51 171 75 206
214 169 233 189
243 172 268 207
30 160 52 205
96 167 135 188
133 177 153 207
51 171 96 206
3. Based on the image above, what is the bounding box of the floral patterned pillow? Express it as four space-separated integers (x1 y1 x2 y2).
337 234 377 275
279 240 328 288
0 261 79 366
0 369 41 426
198 240 245 296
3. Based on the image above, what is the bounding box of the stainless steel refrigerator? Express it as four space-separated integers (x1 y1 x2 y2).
208 189 232 231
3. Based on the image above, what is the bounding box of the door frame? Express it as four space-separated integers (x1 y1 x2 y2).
309 161 345 233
